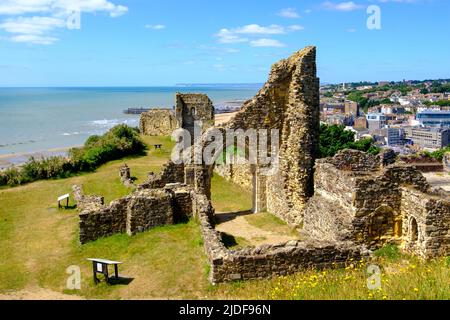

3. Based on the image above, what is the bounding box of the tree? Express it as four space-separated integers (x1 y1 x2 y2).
319 124 380 158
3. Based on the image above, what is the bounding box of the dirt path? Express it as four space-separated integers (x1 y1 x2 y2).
215 212 299 246
0 287 83 300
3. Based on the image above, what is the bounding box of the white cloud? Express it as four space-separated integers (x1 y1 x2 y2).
277 8 299 19
215 28 248 44
215 24 302 46
0 0 128 44
11 34 58 44
145 24 166 30
234 24 286 35
0 16 64 35
288 25 304 31
0 0 128 16
322 1 364 11
347 28 357 32
250 39 286 48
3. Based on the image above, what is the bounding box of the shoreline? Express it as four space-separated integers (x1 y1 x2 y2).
0 146 82 170
0 112 238 169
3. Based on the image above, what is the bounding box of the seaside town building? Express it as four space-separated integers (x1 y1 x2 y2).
404 127 450 149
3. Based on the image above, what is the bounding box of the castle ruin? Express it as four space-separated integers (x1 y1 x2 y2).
75 46 449 283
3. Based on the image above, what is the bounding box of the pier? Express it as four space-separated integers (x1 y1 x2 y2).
123 107 151 115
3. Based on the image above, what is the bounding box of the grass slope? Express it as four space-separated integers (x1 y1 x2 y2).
0 135 448 300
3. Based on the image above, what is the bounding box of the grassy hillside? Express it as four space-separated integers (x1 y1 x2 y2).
0 135 448 300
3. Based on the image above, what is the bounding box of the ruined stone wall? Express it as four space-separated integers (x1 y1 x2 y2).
72 185 104 211
325 149 380 172
126 189 174 235
213 163 253 191
77 183 195 244
218 46 320 226
119 164 133 187
193 188 367 283
138 161 185 189
79 196 129 244
401 187 450 258
169 184 194 223
303 149 448 255
140 109 178 136
176 93 215 140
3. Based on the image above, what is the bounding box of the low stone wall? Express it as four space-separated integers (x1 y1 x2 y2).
126 189 173 235
140 109 178 136
138 161 185 189
77 183 194 244
79 196 129 244
192 188 368 284
72 185 104 211
323 149 381 172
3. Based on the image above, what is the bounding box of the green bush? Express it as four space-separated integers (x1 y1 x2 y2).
421 147 450 161
0 125 146 187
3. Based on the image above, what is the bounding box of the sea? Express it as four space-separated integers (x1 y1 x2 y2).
0 85 260 166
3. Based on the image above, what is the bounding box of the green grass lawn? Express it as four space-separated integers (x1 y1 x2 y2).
0 135 449 300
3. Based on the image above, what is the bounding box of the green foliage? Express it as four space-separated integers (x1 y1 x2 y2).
0 125 146 187
428 82 450 94
423 100 450 107
421 147 450 161
374 245 402 261
319 124 380 158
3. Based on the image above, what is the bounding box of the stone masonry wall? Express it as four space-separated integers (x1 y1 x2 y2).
401 187 450 258
140 109 178 136
79 196 129 244
303 149 448 256
77 183 194 243
192 186 368 284
138 161 185 189
72 184 104 211
176 93 215 141
216 46 320 226
126 189 173 236
214 163 253 191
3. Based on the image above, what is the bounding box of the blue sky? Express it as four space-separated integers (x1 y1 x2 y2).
0 0 448 86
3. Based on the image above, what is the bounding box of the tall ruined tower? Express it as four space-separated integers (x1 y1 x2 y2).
225 46 320 225
183 47 320 226
175 93 215 144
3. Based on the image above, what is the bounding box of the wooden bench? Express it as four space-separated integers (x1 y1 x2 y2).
57 193 70 209
87 258 123 284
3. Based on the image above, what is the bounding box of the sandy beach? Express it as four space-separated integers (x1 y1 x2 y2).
215 112 237 126
0 146 81 169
